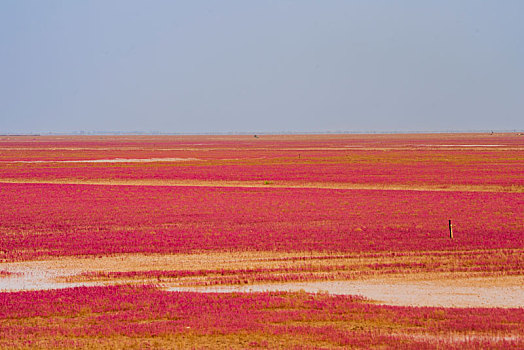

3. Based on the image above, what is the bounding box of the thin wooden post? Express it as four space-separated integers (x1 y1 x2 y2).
449 219 453 239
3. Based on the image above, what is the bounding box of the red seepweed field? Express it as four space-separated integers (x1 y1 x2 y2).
0 133 523 348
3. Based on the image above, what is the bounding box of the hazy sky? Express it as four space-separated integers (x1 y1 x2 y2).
1 1 523 134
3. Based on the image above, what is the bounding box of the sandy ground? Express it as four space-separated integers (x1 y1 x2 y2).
1 253 522 308
167 279 524 308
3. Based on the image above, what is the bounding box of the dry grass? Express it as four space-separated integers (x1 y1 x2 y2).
3 249 519 276
3 250 522 292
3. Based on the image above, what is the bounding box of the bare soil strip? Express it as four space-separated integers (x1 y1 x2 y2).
1 252 522 308
1 179 521 193
3 158 198 163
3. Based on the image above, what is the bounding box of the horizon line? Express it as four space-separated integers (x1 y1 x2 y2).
1 129 523 137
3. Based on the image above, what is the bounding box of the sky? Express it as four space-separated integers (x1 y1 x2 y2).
1 1 523 134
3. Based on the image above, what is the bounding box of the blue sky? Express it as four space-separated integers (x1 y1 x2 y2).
1 1 523 134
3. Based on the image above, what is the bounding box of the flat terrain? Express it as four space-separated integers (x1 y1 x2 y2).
1 253 523 308
0 133 522 348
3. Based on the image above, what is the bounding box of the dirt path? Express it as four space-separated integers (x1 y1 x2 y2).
1 178 521 193
1 254 523 308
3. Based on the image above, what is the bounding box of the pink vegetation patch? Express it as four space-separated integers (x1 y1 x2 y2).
0 183 521 260
0 285 522 348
